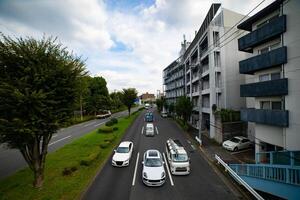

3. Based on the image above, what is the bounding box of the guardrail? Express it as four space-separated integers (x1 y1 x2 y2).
215 154 264 200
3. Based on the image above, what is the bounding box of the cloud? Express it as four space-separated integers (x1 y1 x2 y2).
0 0 276 95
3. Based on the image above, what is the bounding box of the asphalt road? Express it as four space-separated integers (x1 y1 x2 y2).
83 109 242 200
0 107 140 180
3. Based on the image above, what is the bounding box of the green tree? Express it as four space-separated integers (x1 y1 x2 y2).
169 102 175 115
0 35 86 187
175 96 193 125
121 88 138 116
110 91 123 110
86 76 110 115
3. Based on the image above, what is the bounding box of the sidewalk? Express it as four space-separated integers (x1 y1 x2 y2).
188 129 255 164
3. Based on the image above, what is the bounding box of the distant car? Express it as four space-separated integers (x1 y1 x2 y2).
142 150 166 186
112 141 133 167
96 110 111 119
145 112 154 122
145 123 155 136
161 111 168 118
222 136 252 152
145 103 150 109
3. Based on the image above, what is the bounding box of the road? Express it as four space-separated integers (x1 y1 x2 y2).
83 109 242 200
0 107 140 180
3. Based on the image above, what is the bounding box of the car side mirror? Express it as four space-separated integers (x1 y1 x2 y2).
162 161 165 165
142 161 144 164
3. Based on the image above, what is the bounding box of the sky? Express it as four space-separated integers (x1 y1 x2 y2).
0 0 274 95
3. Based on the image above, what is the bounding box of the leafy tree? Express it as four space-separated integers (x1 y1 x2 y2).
76 75 91 120
175 96 193 125
169 102 175 115
110 91 123 110
0 34 86 187
156 98 163 112
86 76 110 115
121 88 138 116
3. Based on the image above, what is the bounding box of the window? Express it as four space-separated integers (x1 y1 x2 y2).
259 74 269 82
271 72 280 80
272 101 282 110
261 101 271 109
259 47 269 54
214 51 221 67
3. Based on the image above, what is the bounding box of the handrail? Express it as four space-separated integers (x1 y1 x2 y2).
215 154 264 200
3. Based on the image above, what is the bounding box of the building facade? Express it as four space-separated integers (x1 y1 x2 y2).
183 4 247 138
237 0 300 153
140 92 156 104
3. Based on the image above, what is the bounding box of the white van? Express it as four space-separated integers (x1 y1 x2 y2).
145 123 154 136
165 139 190 175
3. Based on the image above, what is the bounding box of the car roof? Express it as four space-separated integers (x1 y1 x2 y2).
145 149 160 158
146 123 153 127
119 141 132 147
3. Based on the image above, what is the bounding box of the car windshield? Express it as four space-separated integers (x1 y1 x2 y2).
230 138 240 143
145 158 162 167
116 147 129 153
173 153 188 162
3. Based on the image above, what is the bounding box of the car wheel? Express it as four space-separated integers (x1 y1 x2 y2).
234 147 238 152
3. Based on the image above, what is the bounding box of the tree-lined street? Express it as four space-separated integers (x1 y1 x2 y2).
83 109 242 200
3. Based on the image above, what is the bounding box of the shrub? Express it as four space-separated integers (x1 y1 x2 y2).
113 127 118 131
98 126 113 133
105 120 114 127
110 118 118 124
80 152 100 166
62 166 78 176
79 160 90 166
99 141 110 149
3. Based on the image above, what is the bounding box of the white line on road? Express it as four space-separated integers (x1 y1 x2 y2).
49 136 71 146
141 126 144 135
155 126 159 135
83 121 97 127
94 122 105 127
132 152 140 186
163 152 174 186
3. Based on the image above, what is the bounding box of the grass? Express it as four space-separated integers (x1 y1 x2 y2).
0 111 141 200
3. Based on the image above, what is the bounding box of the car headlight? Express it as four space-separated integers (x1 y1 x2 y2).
124 158 129 163
161 172 165 178
143 172 147 178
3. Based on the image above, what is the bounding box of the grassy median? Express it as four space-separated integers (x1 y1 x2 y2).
0 111 141 200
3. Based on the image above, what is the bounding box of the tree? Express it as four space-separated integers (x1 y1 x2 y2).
175 96 193 125
86 76 110 115
121 88 138 116
169 102 175 115
110 91 123 110
0 34 86 187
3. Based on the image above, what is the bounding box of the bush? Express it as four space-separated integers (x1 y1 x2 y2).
113 127 118 131
105 120 114 127
110 118 118 124
98 126 113 133
80 152 100 166
99 142 110 149
62 166 78 176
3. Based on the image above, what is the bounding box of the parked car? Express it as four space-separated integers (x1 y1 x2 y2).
112 141 133 167
222 136 252 152
145 123 155 136
142 150 166 186
161 111 168 118
96 110 111 119
165 139 190 175
145 112 154 122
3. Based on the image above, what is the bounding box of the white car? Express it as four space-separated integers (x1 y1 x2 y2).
161 111 168 118
142 150 166 186
112 141 133 167
222 136 252 152
145 123 155 136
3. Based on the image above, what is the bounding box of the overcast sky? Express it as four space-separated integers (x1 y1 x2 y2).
0 0 274 95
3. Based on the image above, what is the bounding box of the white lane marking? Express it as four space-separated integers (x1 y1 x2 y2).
49 136 71 146
94 122 105 127
83 121 97 127
155 126 159 135
231 148 252 155
132 152 140 186
141 126 144 135
163 153 174 186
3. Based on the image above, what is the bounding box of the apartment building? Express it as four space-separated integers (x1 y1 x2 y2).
184 4 247 138
237 0 300 153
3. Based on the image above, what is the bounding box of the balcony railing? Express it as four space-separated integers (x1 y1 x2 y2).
239 46 287 74
241 108 289 127
240 78 288 97
238 15 286 52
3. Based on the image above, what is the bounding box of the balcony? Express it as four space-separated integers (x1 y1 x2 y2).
238 15 286 52
240 46 287 74
241 108 289 127
240 78 288 97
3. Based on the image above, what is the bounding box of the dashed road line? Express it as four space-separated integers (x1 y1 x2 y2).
94 122 105 127
83 121 97 127
132 152 140 186
155 126 159 135
49 135 71 146
141 126 144 135
163 152 174 186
